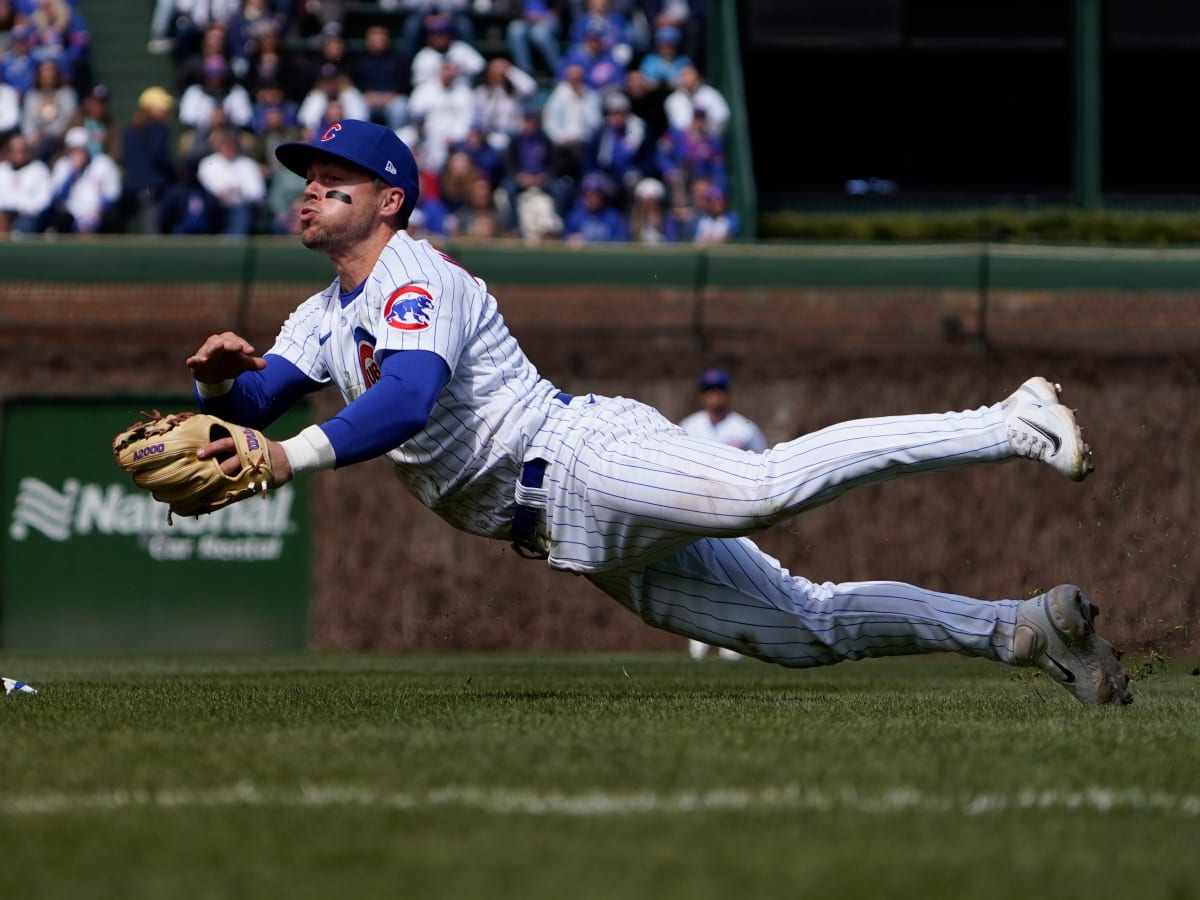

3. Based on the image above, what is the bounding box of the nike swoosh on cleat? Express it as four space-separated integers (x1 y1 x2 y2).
1017 416 1062 454
1044 654 1076 683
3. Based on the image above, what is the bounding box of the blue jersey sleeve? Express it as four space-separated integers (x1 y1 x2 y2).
318 349 450 467
196 353 322 428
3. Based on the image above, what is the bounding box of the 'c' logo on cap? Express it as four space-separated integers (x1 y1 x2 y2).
320 123 342 142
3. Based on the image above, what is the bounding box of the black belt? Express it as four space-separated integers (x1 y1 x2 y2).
510 392 573 559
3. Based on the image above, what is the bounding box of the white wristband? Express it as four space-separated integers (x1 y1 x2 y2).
280 425 337 474
194 378 235 398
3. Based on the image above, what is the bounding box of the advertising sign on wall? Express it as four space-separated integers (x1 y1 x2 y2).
1 399 312 651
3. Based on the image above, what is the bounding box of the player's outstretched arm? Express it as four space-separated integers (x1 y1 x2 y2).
186 331 268 384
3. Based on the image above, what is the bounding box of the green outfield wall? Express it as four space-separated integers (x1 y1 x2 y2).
1 237 1198 655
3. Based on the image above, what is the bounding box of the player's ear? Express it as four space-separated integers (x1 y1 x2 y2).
379 187 404 217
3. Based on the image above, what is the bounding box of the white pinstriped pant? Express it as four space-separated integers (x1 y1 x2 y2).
534 396 1024 667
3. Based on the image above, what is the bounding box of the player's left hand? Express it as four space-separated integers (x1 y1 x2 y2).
113 412 287 519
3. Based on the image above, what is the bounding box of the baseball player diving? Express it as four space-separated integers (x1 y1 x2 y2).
152 120 1131 705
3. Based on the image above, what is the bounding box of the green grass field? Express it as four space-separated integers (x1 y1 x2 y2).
1 653 1197 900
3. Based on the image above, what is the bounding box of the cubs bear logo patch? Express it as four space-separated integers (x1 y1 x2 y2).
384 286 435 331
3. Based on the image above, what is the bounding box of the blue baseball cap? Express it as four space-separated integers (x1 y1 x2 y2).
275 119 420 220
699 368 731 391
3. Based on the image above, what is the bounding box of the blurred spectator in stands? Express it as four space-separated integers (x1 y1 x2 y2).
289 19 353 106
296 64 368 137
567 0 634 66
148 0 177 54
196 125 265 235
27 0 90 89
243 22 307 103
622 68 669 141
398 1 475 67
629 175 666 242
656 104 724 208
158 155 221 234
178 54 254 155
226 0 287 82
438 147 478 214
584 90 650 212
473 56 536 149
449 173 512 239
637 24 690 88
502 104 568 236
69 83 118 159
352 24 410 131
691 182 737 244
0 74 20 140
541 61 601 193
250 88 305 233
407 58 477 171
451 117 504 186
168 0 242 64
174 22 230 93
411 171 451 240
117 85 178 234
640 0 704 70
0 133 53 233
286 0 349 43
661 170 704 240
563 170 628 244
0 0 18 54
514 184 562 244
558 15 626 94
411 13 484 89
45 125 122 233
21 58 77 161
664 64 727 136
506 0 563 78
271 188 304 234
2 25 38 96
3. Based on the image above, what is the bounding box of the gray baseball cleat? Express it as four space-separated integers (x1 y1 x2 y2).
1013 585 1133 705
1002 377 1094 481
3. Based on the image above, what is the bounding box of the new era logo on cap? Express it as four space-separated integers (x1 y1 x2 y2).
275 119 421 219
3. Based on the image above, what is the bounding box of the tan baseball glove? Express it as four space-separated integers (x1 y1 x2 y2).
112 411 273 520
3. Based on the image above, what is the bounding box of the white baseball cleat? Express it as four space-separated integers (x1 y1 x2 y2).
1012 585 1132 706
1002 376 1094 481
688 639 709 660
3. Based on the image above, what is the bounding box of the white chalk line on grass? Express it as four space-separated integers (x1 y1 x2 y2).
3 784 1200 818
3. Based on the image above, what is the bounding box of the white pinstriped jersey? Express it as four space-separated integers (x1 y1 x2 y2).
267 229 562 538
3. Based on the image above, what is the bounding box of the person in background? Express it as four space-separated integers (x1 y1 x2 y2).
628 175 666 243
117 85 178 234
583 89 650 213
352 24 411 131
410 13 484 90
21 57 77 161
563 170 628 244
541 61 601 196
157 155 221 235
506 0 563 78
677 366 767 660
68 83 118 159
45 124 122 233
637 24 690 89
691 182 738 244
663 64 728 137
177 54 254 157
0 132 53 233
196 125 267 235
557 14 626 94
472 56 536 150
